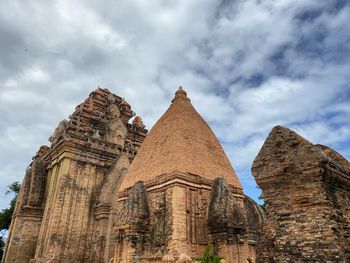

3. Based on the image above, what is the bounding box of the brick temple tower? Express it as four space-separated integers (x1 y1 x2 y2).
113 87 262 262
3 88 147 263
4 87 350 263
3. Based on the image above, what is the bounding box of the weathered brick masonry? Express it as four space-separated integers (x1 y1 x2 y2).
5 88 349 263
3 88 147 263
3 88 263 263
113 88 262 262
252 125 350 262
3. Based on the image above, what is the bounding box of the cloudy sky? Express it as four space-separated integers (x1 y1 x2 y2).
1 0 350 209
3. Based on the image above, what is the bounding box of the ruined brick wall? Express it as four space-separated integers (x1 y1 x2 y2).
322 156 350 259
252 125 350 262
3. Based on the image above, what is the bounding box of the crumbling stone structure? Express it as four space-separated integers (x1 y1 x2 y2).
3 88 147 263
252 125 350 262
3 87 264 263
5 87 350 263
7 86 350 263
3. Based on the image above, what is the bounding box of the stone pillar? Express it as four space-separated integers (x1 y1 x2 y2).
33 157 106 263
3 208 43 263
27 160 46 207
93 204 111 262
168 185 188 256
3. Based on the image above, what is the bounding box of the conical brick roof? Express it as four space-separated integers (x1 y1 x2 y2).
120 87 242 190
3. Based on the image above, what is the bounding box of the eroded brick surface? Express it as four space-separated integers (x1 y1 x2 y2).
3 88 147 263
113 88 261 262
5 87 266 263
252 125 350 262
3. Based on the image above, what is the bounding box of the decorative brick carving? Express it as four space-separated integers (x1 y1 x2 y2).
3 88 147 263
208 177 247 236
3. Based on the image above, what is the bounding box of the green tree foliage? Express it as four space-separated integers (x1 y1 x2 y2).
5 182 20 196
0 181 21 258
193 244 224 263
0 236 5 259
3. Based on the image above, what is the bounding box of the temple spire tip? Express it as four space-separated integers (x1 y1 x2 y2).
172 86 190 103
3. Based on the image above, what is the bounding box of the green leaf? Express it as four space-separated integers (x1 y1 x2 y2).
193 244 224 263
5 182 21 195
0 181 21 258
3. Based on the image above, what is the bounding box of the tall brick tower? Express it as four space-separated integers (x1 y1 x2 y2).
3 88 147 263
113 87 261 262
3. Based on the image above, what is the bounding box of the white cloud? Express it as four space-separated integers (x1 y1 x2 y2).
0 0 349 208
22 67 50 83
291 122 350 146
